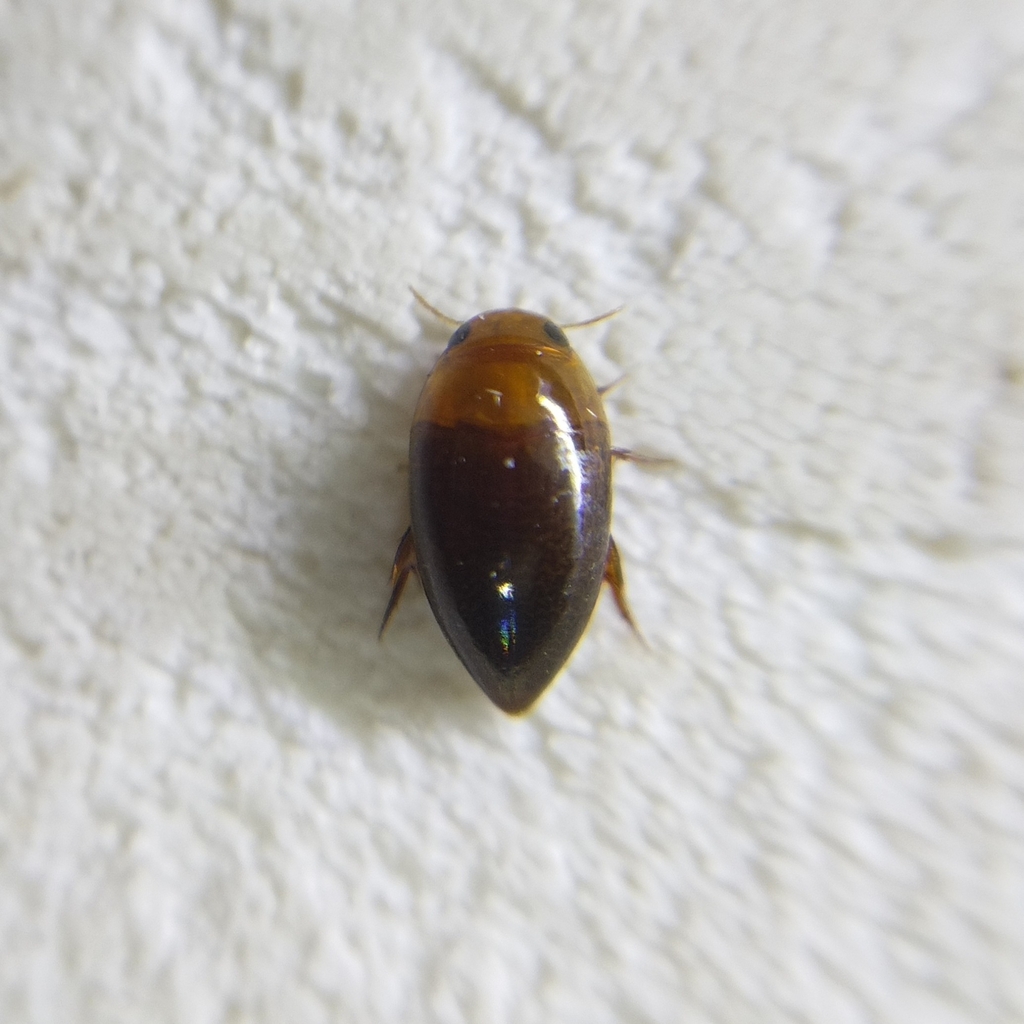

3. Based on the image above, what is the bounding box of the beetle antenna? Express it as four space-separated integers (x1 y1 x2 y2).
409 287 463 327
561 306 624 330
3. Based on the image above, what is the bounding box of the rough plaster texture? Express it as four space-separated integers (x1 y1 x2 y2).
0 0 1022 1021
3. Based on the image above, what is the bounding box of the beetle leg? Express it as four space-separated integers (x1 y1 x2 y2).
611 447 677 468
379 527 418 639
603 536 642 640
598 375 627 396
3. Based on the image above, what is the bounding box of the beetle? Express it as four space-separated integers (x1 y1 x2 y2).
380 290 642 715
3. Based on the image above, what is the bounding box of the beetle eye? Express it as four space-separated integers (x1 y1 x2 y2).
446 322 472 349
543 321 570 347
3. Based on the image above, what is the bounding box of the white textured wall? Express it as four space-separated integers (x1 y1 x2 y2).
1 0 1022 1021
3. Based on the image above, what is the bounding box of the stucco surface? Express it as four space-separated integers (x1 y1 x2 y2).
0 0 1022 1021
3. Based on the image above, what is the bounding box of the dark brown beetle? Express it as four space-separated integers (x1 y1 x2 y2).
381 291 640 715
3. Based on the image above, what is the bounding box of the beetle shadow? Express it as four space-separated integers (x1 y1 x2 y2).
229 311 495 736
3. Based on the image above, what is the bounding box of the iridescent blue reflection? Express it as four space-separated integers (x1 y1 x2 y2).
496 580 516 655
